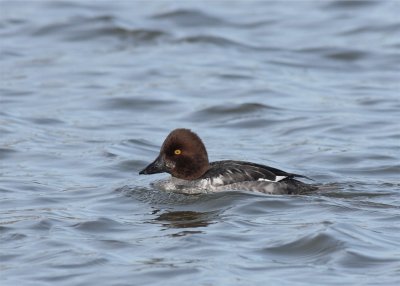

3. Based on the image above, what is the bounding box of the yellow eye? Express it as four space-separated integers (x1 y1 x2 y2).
174 149 181 155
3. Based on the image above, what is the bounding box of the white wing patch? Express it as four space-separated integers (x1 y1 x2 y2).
212 176 225 186
258 176 287 183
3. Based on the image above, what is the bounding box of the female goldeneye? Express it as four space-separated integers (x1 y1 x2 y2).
139 128 317 195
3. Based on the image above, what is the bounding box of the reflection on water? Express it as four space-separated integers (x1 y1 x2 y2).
154 210 217 229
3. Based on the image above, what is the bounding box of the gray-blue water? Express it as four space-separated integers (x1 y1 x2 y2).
1 1 400 285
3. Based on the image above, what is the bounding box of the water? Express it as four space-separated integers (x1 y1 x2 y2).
1 1 400 285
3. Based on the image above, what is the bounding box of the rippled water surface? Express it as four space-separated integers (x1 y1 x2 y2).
1 1 400 285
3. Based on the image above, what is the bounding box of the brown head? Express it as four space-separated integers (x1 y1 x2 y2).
139 129 210 180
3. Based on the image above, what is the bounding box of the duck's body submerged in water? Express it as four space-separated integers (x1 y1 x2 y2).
139 129 317 195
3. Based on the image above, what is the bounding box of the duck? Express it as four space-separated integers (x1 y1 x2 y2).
139 128 317 195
